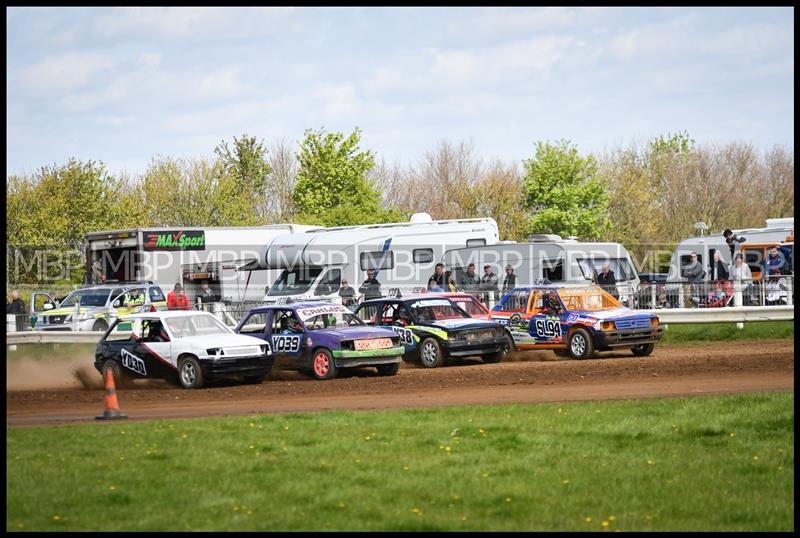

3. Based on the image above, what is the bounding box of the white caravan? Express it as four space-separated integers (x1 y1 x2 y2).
665 218 794 283
260 213 499 304
83 225 321 303
442 236 641 304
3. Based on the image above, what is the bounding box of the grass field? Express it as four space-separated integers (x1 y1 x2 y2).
660 320 794 343
6 392 793 532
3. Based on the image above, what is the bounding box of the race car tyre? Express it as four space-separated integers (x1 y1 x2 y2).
92 319 108 332
101 359 132 389
631 343 655 357
567 328 594 360
242 374 267 384
504 332 516 352
552 349 570 358
418 337 444 368
178 355 205 389
311 348 338 380
481 350 504 363
376 363 400 376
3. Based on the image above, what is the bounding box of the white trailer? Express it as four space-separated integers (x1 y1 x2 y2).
83 225 321 303
665 218 794 283
442 236 641 303
259 213 499 304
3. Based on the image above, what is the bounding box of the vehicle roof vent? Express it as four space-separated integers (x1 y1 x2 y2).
527 234 563 242
410 212 433 224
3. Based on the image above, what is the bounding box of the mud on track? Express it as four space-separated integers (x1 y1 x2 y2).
6 339 794 427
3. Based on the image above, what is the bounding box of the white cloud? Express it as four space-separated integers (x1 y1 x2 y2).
137 52 162 67
95 115 135 126
15 52 116 94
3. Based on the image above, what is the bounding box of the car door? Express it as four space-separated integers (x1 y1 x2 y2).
128 317 176 378
378 302 417 355
528 291 566 345
266 309 305 368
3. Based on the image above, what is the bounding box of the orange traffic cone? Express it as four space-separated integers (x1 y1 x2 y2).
96 367 128 420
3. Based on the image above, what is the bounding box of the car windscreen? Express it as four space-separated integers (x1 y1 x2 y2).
303 311 364 330
557 288 622 311
408 299 468 321
267 267 324 296
59 290 111 307
165 314 233 339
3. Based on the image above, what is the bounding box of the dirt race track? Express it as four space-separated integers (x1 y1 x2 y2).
6 339 794 427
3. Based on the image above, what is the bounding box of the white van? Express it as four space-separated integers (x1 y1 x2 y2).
260 213 499 304
442 236 641 305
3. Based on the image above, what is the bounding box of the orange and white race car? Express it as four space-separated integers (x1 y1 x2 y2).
489 284 662 359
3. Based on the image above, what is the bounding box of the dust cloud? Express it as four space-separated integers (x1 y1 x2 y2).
6 357 103 390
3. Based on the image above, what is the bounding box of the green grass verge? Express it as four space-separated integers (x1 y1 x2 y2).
6 393 793 531
660 321 794 344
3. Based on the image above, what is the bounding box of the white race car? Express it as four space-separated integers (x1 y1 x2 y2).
94 311 273 389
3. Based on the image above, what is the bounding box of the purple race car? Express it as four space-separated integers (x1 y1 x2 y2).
234 302 405 380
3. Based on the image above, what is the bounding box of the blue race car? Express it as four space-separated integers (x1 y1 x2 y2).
490 284 663 359
234 302 405 380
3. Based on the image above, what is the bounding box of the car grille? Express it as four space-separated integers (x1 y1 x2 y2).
223 346 263 357
465 329 496 342
615 317 652 330
45 316 66 325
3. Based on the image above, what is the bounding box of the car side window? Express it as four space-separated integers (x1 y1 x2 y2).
104 320 134 342
239 312 268 335
355 304 379 324
149 287 166 302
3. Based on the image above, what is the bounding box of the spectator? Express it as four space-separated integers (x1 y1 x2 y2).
429 263 446 288
596 263 619 299
338 279 357 307
709 250 729 282
196 280 217 304
723 229 746 258
166 283 191 310
767 246 783 275
459 263 481 294
427 278 444 292
123 288 145 308
445 272 458 292
765 268 789 306
479 264 499 304
6 290 26 331
683 252 704 307
358 269 382 301
729 252 754 305
91 259 106 285
501 265 517 294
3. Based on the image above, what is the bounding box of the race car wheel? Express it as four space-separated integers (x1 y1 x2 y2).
567 328 594 360
92 319 108 332
101 359 131 389
178 355 205 389
631 343 655 357
311 348 338 380
419 338 443 368
376 363 400 376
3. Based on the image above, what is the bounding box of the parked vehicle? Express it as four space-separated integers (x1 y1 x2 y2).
94 311 274 389
442 236 641 306
234 302 405 380
260 213 499 305
83 224 321 304
32 282 167 332
489 284 663 359
353 295 509 368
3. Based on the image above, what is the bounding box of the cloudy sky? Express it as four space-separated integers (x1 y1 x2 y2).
6 6 794 178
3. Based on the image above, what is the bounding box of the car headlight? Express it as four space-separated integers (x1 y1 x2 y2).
80 312 94 321
651 317 660 328
206 348 223 357
260 344 271 355
595 320 616 331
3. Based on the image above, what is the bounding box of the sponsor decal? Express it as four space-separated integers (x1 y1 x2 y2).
535 318 562 338
354 338 393 351
142 230 205 251
390 326 414 345
272 335 301 352
297 305 351 320
120 348 147 376
410 299 452 308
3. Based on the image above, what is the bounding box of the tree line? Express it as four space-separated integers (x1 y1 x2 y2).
6 128 794 284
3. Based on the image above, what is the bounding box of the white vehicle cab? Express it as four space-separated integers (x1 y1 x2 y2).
260 213 499 305
94 311 274 389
